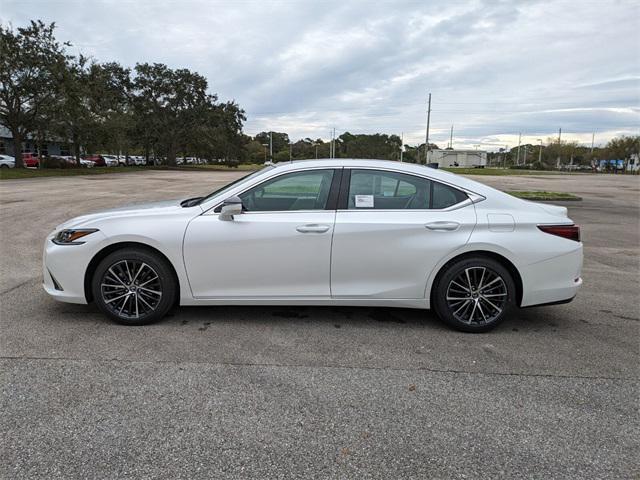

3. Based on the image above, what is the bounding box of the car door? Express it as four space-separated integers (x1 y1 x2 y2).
330 168 477 299
183 168 340 298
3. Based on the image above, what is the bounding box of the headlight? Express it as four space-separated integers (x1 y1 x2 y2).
53 229 99 245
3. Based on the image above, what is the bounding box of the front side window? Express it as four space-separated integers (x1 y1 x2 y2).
240 169 335 211
347 169 467 209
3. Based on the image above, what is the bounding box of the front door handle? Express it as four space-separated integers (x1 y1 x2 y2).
296 224 330 234
425 221 460 231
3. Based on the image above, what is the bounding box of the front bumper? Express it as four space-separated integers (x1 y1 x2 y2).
42 230 107 304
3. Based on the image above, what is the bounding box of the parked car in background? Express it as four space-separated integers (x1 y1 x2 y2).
43 159 583 332
100 155 120 167
0 154 16 168
83 155 106 167
22 152 40 168
128 155 146 166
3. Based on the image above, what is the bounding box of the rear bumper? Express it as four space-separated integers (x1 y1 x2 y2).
521 293 577 308
519 245 583 307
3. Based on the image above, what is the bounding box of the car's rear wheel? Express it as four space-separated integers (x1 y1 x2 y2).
432 256 515 332
92 248 176 325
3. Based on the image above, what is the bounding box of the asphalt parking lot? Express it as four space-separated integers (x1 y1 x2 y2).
1 170 638 479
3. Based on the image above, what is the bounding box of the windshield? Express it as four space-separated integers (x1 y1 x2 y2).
196 166 273 205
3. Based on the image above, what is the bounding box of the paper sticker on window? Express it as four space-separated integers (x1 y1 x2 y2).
355 195 374 208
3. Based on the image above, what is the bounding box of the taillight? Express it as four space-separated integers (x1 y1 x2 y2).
538 224 581 242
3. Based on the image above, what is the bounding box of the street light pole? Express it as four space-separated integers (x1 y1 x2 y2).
269 132 273 162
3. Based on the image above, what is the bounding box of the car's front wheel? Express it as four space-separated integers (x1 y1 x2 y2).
92 248 176 325
432 256 515 332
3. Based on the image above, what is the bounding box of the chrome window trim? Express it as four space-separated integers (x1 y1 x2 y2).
344 166 484 212
202 164 485 215
336 197 475 213
203 166 339 215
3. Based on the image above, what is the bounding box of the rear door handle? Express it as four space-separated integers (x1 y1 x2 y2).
296 224 331 233
425 221 460 231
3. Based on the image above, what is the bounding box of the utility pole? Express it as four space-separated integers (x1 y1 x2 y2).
289 143 292 162
591 132 595 154
400 132 404 162
537 139 543 164
329 130 333 158
449 125 454 149
269 132 273 162
424 93 431 165
333 127 336 158
523 145 528 164
557 127 562 169
315 144 318 159
516 132 521 166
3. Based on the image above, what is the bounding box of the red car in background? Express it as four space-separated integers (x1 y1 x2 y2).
83 154 105 166
22 152 40 168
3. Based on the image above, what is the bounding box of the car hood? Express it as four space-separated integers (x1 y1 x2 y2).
55 199 200 230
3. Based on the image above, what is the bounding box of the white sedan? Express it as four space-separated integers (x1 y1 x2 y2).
43 159 582 332
0 154 16 168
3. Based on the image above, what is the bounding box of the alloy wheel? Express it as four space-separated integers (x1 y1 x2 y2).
100 260 162 319
446 266 507 325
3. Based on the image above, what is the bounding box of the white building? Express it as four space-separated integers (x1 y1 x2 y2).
427 149 487 168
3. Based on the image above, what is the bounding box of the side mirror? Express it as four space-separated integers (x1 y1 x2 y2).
219 196 243 221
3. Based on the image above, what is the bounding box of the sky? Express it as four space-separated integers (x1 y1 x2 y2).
2 0 639 150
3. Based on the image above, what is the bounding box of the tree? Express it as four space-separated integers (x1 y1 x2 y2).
187 100 246 162
86 62 132 157
255 131 289 160
133 63 215 166
606 135 640 161
337 132 404 160
0 21 67 167
52 55 93 165
543 139 580 168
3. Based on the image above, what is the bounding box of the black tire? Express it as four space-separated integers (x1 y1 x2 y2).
432 256 515 332
0 164 9 169
92 247 177 325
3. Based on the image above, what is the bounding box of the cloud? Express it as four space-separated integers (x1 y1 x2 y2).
2 0 639 150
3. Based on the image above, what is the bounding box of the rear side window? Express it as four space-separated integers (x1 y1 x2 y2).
348 170 429 209
346 169 467 209
432 181 469 209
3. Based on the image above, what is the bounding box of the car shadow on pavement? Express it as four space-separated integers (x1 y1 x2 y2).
46 299 572 334
168 305 446 330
